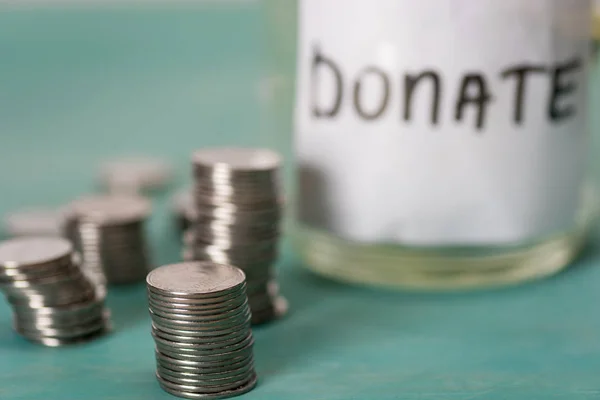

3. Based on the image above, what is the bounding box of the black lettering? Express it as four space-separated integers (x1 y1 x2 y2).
455 73 493 131
353 67 390 120
404 70 441 125
501 65 546 124
311 46 343 118
548 57 582 122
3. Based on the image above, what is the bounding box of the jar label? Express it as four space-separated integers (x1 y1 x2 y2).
295 0 591 245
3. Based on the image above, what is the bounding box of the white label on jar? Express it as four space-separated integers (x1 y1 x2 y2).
295 0 591 246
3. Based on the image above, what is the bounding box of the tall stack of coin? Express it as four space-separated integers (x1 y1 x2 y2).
147 262 257 400
63 195 152 285
0 237 110 346
184 148 287 324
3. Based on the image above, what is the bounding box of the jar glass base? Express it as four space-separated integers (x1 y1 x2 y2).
293 223 591 291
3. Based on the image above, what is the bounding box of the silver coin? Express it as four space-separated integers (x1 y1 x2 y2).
193 194 279 210
185 234 273 253
152 330 252 353
188 253 277 271
193 205 280 225
22 326 109 347
0 265 81 283
155 347 253 364
149 301 249 322
11 297 105 317
147 262 246 299
0 254 77 275
2 283 97 304
156 351 253 373
148 295 247 314
157 370 256 394
194 195 282 212
192 148 280 172
155 350 252 369
152 330 251 352
0 237 73 269
15 307 106 328
157 363 254 386
147 287 246 306
186 239 277 257
185 254 276 272
153 336 253 358
155 339 254 362
157 356 254 379
192 170 278 184
149 308 251 331
148 290 246 308
1 269 89 289
152 326 247 345
7 287 97 308
189 229 279 246
99 156 173 194
157 363 255 381
66 195 151 226
151 320 251 339
16 301 105 320
15 314 110 339
192 176 278 191
157 374 256 400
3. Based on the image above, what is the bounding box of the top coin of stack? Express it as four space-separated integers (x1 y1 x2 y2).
184 148 287 324
0 237 110 346
98 156 174 195
63 195 152 285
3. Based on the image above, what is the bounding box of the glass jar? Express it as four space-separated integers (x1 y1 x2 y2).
595 0 600 41
264 0 599 290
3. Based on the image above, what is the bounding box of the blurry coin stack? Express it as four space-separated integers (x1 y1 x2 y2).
147 262 257 400
63 195 152 286
183 148 287 325
0 237 110 346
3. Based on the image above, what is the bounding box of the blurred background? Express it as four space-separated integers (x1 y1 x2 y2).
1 2 600 400
0 0 269 266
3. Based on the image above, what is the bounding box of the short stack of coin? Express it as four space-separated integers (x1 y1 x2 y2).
183 148 287 325
0 237 110 346
147 262 257 400
63 195 152 285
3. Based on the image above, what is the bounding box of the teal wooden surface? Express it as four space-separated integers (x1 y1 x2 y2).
1 4 600 399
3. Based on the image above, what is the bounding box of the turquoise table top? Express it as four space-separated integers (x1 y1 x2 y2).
1 4 600 400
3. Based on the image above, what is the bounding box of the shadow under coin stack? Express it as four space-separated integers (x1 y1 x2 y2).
0 237 110 346
147 262 257 399
64 195 152 286
184 148 287 325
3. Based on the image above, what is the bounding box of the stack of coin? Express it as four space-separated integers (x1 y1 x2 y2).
0 237 110 346
63 194 152 285
147 262 257 400
184 148 287 324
